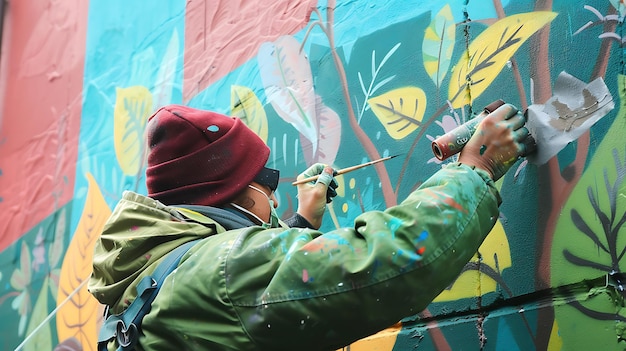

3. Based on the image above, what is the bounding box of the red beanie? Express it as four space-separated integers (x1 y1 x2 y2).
145 105 270 206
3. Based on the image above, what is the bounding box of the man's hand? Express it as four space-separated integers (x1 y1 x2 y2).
295 164 338 229
458 103 530 181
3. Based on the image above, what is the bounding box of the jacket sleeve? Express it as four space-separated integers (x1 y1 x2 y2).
220 162 502 350
142 163 500 350
283 212 316 229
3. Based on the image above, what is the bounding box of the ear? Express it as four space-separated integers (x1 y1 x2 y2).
230 188 256 209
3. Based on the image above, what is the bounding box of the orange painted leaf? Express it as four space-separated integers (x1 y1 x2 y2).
56 173 111 351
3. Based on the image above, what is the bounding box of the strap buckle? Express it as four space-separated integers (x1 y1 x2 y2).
116 321 138 349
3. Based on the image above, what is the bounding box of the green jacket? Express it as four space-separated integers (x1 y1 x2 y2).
89 163 501 350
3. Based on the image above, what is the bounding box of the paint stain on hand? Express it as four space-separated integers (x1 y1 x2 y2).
480 145 487 155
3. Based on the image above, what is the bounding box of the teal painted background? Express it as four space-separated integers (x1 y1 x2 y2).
1 0 624 350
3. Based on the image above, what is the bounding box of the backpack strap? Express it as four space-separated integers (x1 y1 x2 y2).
173 205 253 230
97 239 200 351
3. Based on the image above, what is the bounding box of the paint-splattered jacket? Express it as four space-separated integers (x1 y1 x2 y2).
89 163 501 351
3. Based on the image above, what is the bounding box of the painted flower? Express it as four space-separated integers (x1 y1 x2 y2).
426 112 462 164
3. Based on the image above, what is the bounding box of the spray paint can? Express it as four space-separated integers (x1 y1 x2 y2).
431 100 505 161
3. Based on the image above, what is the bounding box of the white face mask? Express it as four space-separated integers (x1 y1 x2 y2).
230 185 281 229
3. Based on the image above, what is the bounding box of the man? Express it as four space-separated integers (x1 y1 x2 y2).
89 102 530 350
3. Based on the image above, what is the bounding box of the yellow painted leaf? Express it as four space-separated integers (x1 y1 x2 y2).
433 220 512 301
448 11 558 108
547 319 563 351
114 86 153 176
339 322 401 350
56 172 111 351
368 86 427 140
230 85 269 143
422 4 455 88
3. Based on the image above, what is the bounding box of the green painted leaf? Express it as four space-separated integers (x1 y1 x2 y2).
24 277 52 351
49 208 66 269
551 75 625 349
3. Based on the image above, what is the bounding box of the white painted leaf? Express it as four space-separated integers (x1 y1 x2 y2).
258 35 318 152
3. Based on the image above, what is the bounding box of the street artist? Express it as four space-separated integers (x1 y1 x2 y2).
89 102 532 350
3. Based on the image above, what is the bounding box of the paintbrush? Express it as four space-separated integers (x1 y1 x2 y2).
292 155 398 185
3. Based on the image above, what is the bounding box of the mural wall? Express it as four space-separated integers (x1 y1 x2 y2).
0 0 624 350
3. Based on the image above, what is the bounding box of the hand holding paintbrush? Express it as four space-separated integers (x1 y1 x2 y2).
291 155 398 185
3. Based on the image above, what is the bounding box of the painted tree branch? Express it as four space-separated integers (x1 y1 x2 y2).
324 0 397 207
531 0 555 348
320 3 456 349
493 0 529 109
395 103 447 195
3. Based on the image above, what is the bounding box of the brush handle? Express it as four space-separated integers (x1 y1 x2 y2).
291 156 396 185
290 171 338 185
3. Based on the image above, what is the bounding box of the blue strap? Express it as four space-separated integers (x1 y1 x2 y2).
98 239 200 351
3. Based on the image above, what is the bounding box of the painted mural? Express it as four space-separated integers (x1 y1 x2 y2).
0 0 624 350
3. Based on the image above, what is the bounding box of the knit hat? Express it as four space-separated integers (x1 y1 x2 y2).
145 105 271 206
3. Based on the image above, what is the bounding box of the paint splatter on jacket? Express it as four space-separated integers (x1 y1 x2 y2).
89 163 501 350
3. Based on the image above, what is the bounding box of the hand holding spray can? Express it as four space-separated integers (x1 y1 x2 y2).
431 100 536 161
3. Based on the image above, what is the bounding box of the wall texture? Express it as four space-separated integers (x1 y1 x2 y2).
0 0 625 350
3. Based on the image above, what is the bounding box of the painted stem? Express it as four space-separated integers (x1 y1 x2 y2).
591 6 617 81
418 309 452 351
325 0 397 207
535 0 617 332
0 291 20 306
528 1 564 350
322 3 453 349
537 0 617 294
395 103 448 195
493 0 528 109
